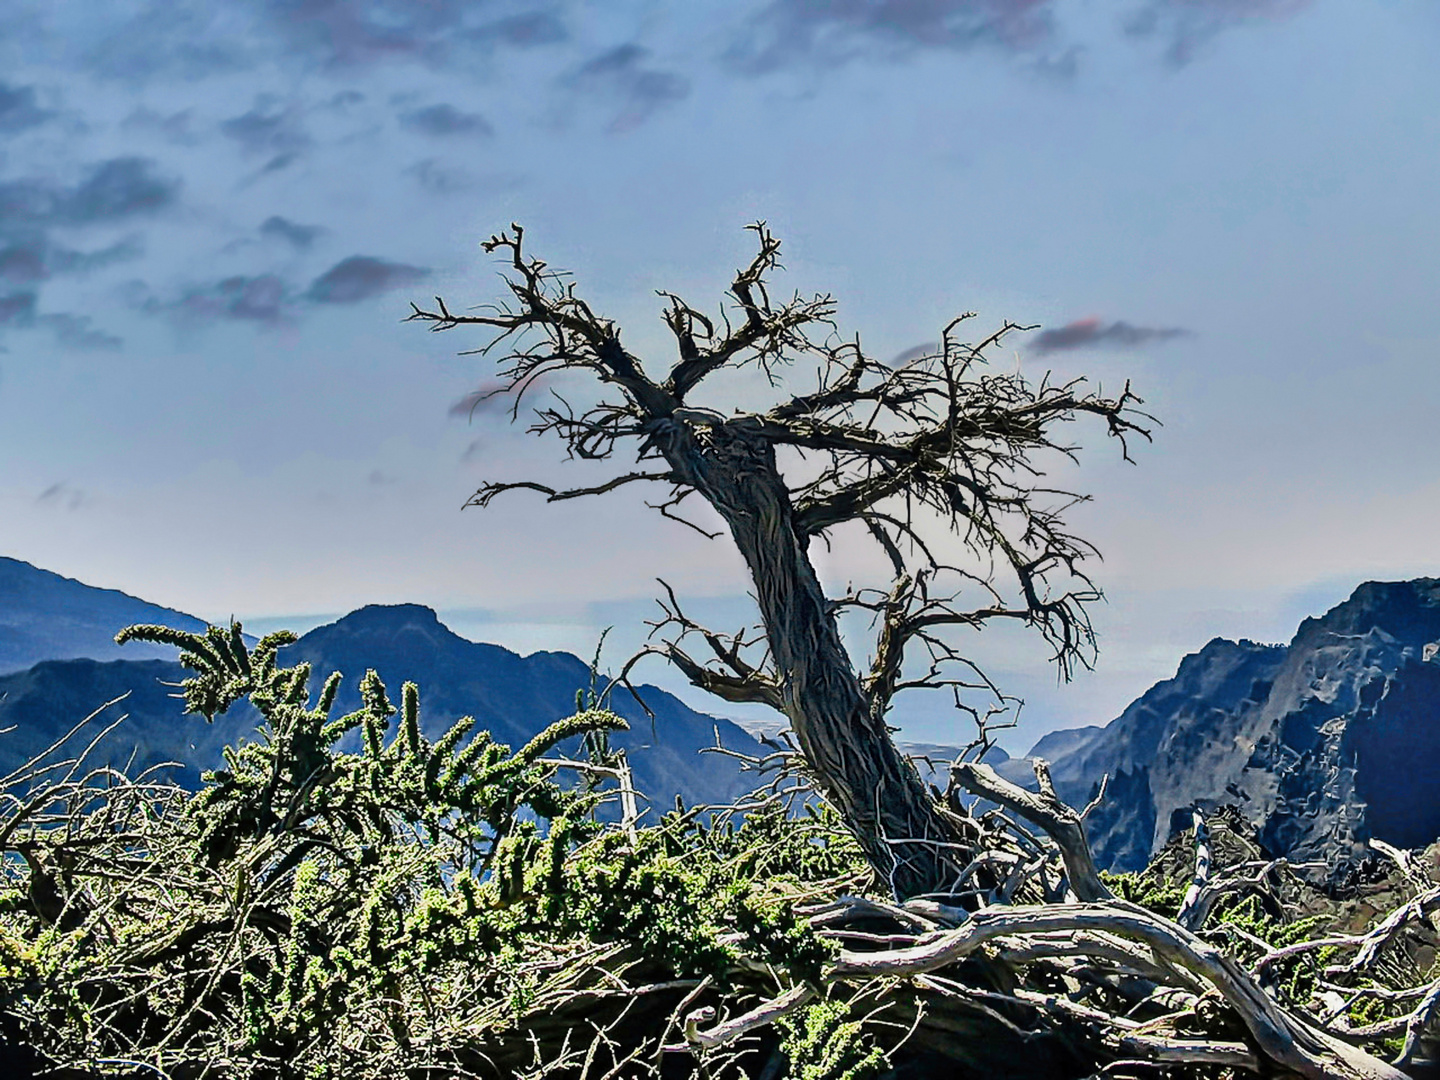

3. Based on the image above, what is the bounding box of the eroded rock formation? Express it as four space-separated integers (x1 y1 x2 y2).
1030 579 1440 875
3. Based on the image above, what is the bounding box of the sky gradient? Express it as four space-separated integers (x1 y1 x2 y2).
3 0 1437 750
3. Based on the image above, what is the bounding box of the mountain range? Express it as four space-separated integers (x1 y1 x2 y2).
1012 579 1440 876
6 556 1440 878
0 559 765 810
0 556 212 673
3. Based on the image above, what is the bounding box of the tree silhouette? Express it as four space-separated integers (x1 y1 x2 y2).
409 223 1152 900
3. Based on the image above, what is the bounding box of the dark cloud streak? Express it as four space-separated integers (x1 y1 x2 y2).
305 256 429 304
1030 317 1192 355
0 292 37 324
256 0 567 70
130 250 432 328
471 12 567 48
0 158 180 229
175 274 294 324
121 107 200 145
570 44 690 132
0 234 142 285
36 482 90 510
220 102 312 155
406 159 479 194
448 380 512 419
0 81 54 131
729 0 1056 73
0 291 121 349
260 216 324 248
38 313 123 351
398 103 493 137
1125 0 1314 66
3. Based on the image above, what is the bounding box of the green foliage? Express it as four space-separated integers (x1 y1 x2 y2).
1346 992 1407 1058
550 800 853 984
776 998 886 1080
1099 870 1187 918
0 621 874 1080
1212 894 1328 948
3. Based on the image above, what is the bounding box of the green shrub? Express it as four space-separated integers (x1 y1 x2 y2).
0 622 873 1080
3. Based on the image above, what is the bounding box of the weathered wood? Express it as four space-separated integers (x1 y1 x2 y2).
410 224 1151 901
950 759 1112 903
830 901 1410 1080
648 414 971 899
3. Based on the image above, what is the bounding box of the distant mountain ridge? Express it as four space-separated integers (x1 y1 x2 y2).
0 657 261 784
277 604 765 807
0 561 766 809
0 557 212 674
1022 579 1440 874
12 557 1440 874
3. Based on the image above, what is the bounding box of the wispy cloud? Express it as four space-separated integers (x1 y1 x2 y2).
569 44 690 132
0 158 171 351
728 0 1057 73
256 0 569 70
0 157 181 229
305 255 430 304
405 160 525 196
38 313 122 351
891 342 942 364
259 0 468 68
0 292 36 324
173 274 294 324
25 1 572 85
0 81 55 131
80 5 257 81
0 289 122 349
471 12 567 48
129 250 431 328
121 106 200 145
398 103 493 137
259 215 324 249
37 482 91 510
448 380 512 419
405 158 479 194
1030 317 1192 354
0 233 142 285
1125 0 1314 66
220 100 312 156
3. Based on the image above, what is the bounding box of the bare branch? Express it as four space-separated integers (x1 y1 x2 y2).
463 472 676 509
950 760 1112 905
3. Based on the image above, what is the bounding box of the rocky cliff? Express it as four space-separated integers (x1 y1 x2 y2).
1032 579 1440 874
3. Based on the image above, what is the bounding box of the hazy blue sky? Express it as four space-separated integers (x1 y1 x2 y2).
3 0 1437 750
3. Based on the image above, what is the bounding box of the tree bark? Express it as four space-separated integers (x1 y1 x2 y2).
650 415 967 899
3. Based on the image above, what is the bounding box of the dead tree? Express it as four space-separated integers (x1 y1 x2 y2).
409 223 1151 901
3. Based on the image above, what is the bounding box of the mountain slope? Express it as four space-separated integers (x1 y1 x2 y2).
1031 579 1440 873
280 604 765 808
0 601 766 811
0 657 259 785
0 557 210 674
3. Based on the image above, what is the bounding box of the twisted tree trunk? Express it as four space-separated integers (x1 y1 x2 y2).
651 415 965 899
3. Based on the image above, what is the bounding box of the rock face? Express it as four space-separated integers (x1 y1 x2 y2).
1032 580 1440 874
